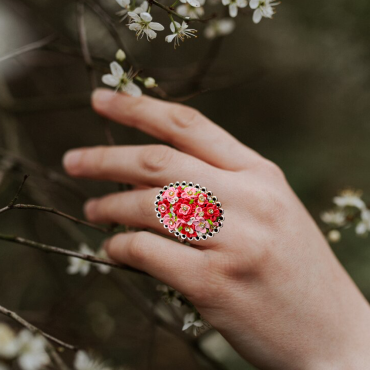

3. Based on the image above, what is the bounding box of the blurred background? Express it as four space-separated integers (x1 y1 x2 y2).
0 0 370 368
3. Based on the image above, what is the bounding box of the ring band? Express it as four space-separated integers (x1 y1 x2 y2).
154 181 225 241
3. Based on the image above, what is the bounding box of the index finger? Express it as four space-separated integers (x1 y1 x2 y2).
92 89 263 171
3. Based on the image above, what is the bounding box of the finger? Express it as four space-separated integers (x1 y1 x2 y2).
63 144 224 187
105 231 204 295
84 188 227 249
84 188 162 229
92 89 263 171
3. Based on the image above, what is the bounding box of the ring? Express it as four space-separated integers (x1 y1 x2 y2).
154 181 225 241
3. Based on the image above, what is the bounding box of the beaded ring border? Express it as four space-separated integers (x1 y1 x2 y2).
154 181 225 241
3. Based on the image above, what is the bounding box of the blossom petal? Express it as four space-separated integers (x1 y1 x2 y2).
229 3 238 17
140 11 152 22
165 34 177 43
128 11 140 21
110 62 124 79
149 22 165 31
249 0 259 9
187 0 200 7
123 82 142 97
222 0 230 5
176 5 188 16
145 28 157 39
237 0 248 8
252 8 262 23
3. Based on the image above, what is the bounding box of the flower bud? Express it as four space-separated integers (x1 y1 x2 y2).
144 77 157 88
115 49 126 62
327 230 341 243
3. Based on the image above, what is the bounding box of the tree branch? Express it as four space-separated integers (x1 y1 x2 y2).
0 233 146 275
0 304 77 352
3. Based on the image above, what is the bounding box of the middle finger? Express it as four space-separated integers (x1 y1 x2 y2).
63 144 224 187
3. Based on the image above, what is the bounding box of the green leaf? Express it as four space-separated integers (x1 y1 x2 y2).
168 212 173 218
178 226 183 231
195 191 201 195
189 199 195 204
207 219 213 226
209 199 214 203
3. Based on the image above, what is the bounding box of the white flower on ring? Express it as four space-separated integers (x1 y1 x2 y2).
165 21 197 48
222 0 247 18
127 12 164 41
204 18 236 39
102 62 142 97
249 0 279 24
16 330 50 370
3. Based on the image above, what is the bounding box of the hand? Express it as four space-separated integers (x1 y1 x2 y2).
63 89 370 370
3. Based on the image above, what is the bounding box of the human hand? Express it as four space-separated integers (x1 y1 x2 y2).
63 89 370 369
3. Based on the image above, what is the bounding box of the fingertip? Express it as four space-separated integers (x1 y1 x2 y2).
63 150 82 174
84 198 98 219
91 88 116 111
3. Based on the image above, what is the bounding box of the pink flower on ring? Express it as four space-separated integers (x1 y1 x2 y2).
181 187 198 199
197 193 207 205
163 187 178 201
193 217 210 233
178 203 192 216
163 214 180 230
195 206 205 217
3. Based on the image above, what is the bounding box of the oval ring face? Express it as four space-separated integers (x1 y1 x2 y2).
154 181 225 241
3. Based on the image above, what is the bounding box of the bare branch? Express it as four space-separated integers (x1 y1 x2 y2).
0 34 57 63
0 304 77 352
0 233 146 275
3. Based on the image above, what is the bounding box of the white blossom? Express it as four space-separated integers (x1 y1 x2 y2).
144 77 157 88
179 0 201 9
204 18 235 39
182 312 205 335
222 0 247 18
177 0 205 19
157 285 182 307
0 323 18 359
127 12 164 41
356 209 370 236
116 0 131 21
115 49 126 62
250 0 279 24
96 249 112 274
165 21 197 48
327 230 341 243
67 243 94 276
74 351 111 370
102 62 142 97
333 189 366 210
16 330 50 370
132 1 149 14
320 210 346 227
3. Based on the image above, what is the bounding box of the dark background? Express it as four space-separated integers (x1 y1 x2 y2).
0 0 370 368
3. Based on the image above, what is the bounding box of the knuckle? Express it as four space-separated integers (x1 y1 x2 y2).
172 105 202 128
262 160 286 181
94 146 110 173
140 145 175 173
127 232 149 264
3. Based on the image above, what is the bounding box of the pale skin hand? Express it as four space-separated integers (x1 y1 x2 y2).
63 88 370 370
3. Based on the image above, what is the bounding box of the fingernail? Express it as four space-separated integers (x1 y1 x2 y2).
63 150 82 170
92 89 116 108
84 199 97 217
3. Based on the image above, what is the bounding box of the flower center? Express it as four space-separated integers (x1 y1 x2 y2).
169 191 174 196
208 209 214 214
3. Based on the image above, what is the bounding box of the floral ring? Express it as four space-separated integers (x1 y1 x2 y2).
154 181 225 241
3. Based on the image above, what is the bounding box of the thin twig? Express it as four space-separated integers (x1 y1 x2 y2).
0 304 77 352
8 174 29 207
0 34 57 63
0 233 146 275
0 203 111 233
